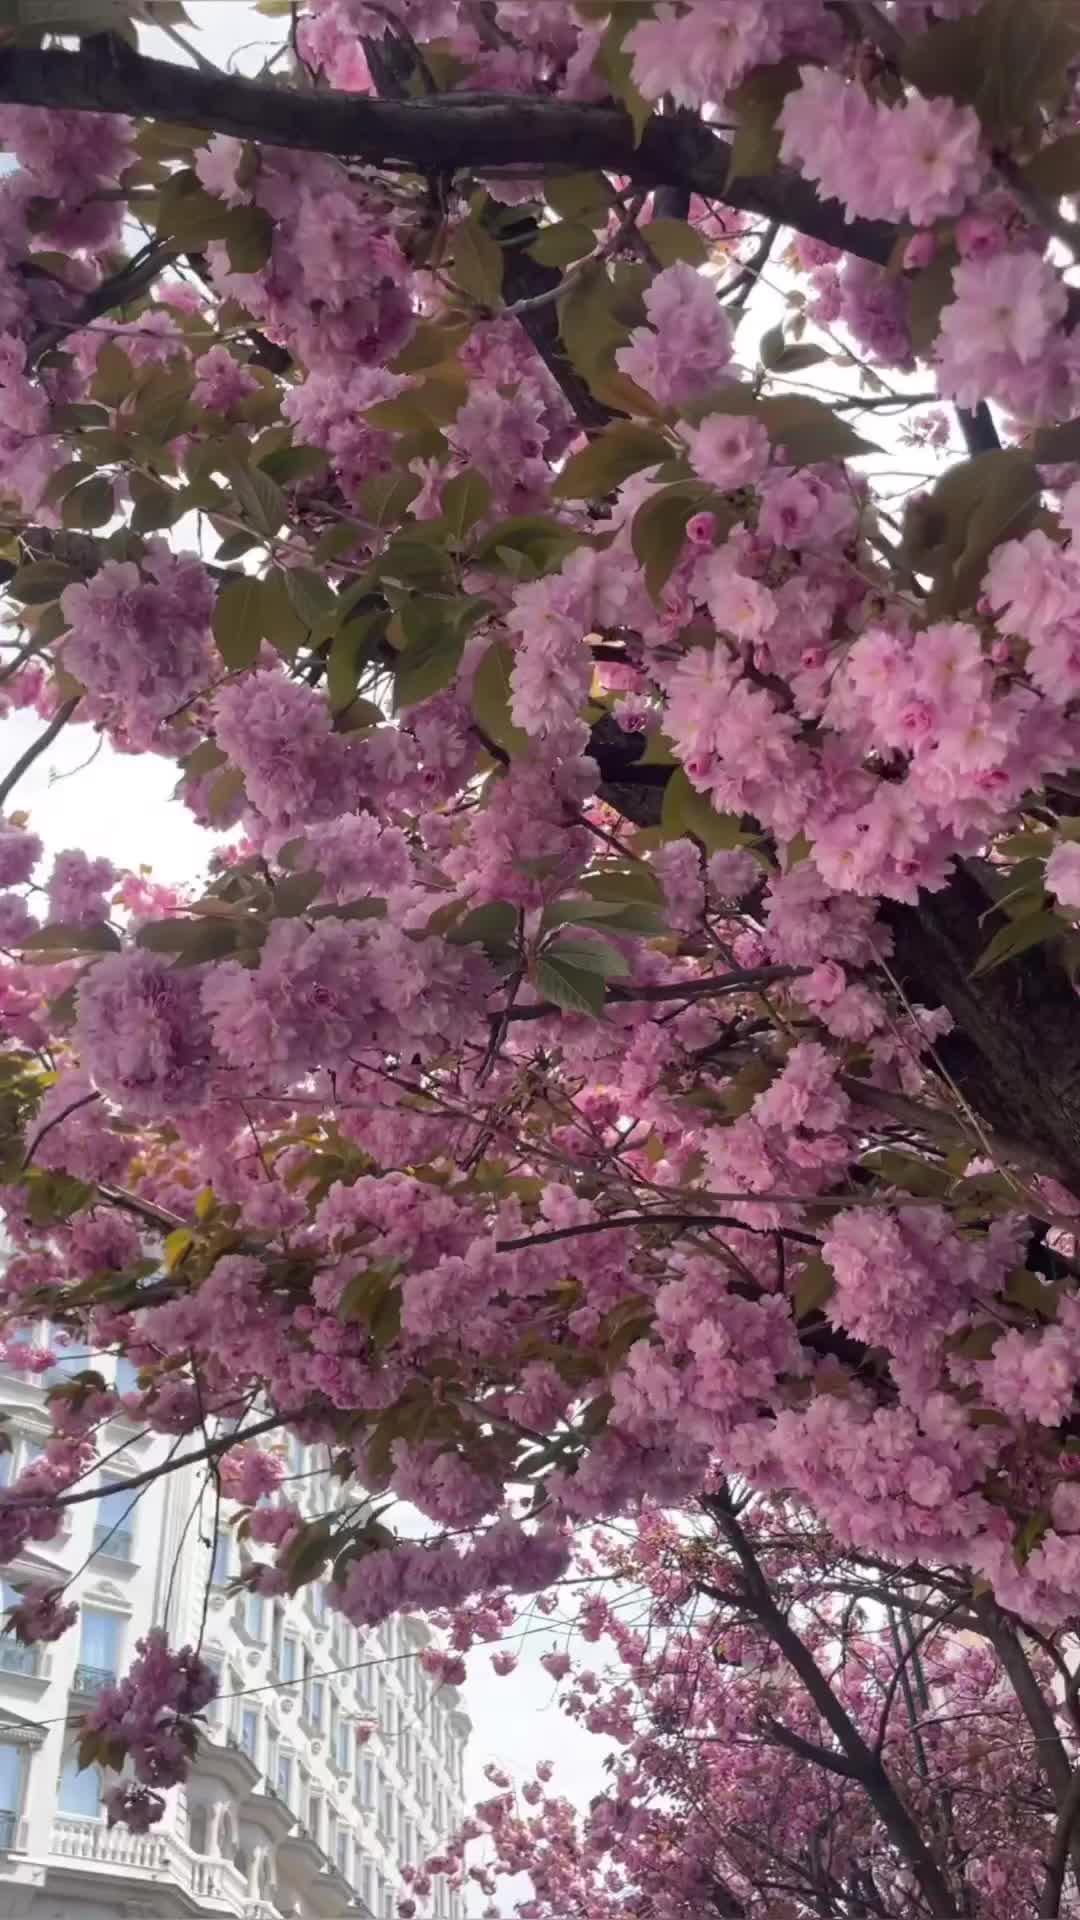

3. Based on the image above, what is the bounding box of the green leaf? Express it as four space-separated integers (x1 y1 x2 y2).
393 603 466 710
595 15 652 145
282 566 337 632
472 515 584 575
452 215 504 308
258 445 329 489
901 448 1040 614
441 469 492 541
545 173 613 225
155 169 232 248
212 574 266 671
130 473 182 534
532 936 630 1016
62 475 114 530
262 567 308 659
901 0 1079 138
726 60 803 182
20 922 120 954
553 422 671 500
223 204 274 273
359 468 421 526
581 865 664 908
661 769 743 852
906 245 960 357
757 394 876 463
135 919 241 964
446 900 518 953
631 481 722 600
1032 418 1080 464
10 560 78 604
541 897 664 935
558 262 632 391
793 1256 834 1321
529 222 597 267
327 612 382 714
1004 1267 1061 1318
861 1150 952 1199
89 341 134 409
644 219 709 268
471 639 531 758
273 871 323 917
972 909 1063 976
229 460 287 539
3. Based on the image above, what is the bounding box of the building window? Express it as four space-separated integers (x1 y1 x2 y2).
58 1751 100 1818
77 1608 121 1690
360 1863 374 1909
92 1474 135 1560
0 1741 22 1847
114 1354 139 1394
307 1792 323 1846
43 1331 94 1384
210 1530 230 1586
309 1677 324 1732
0 1584 36 1677
336 1715 350 1772
359 1754 374 1808
244 1591 265 1642
279 1631 298 1683
277 1752 293 1807
336 1826 349 1879
240 1708 259 1762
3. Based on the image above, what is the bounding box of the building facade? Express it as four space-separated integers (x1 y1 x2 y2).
0 1334 470 1920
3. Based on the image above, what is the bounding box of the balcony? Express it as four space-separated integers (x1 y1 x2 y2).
51 1816 251 1911
0 1640 37 1677
0 1809 15 1850
71 1663 116 1697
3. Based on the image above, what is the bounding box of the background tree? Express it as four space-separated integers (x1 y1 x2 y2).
1 0 1080 1877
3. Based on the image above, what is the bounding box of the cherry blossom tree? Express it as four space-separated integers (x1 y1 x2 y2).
2 0 1080 1873
458 1492 1080 1919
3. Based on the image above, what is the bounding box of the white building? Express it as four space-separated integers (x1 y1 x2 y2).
0 1334 471 1920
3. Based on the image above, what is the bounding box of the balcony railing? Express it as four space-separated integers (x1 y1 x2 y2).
0 1640 37 1676
0 1809 16 1850
72 1663 116 1696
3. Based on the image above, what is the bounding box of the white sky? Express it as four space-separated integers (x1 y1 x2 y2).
0 4 956 1896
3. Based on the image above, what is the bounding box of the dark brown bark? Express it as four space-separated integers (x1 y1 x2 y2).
882 868 1080 1191
0 37 896 268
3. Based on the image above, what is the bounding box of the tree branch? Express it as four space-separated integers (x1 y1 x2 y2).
705 1487 959 1918
1043 1770 1080 1917
0 696 79 809
500 965 805 1022
0 38 897 268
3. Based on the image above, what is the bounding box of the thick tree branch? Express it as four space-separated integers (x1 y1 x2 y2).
706 1488 959 1918
978 1600 1080 1903
0 38 896 268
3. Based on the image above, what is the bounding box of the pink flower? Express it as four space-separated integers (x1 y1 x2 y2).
4 1581 77 1644
683 414 769 491
0 821 41 887
76 950 217 1118
1046 841 1080 907
47 850 115 927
